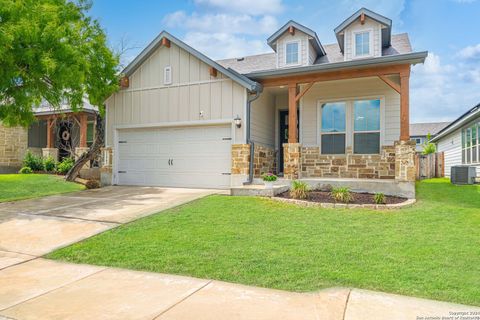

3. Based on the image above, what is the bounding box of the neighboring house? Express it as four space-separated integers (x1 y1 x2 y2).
0 101 97 173
431 103 480 178
102 8 427 197
410 122 450 152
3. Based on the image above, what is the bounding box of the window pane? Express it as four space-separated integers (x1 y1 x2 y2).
286 42 298 64
355 32 369 55
472 126 477 145
321 134 345 154
466 128 471 147
321 102 345 132
354 132 380 154
467 148 471 163
28 120 47 148
354 100 380 131
473 146 477 163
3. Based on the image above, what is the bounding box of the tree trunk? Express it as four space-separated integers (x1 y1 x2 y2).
65 113 104 182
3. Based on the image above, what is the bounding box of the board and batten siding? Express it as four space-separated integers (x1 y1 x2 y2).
250 91 275 148
105 42 247 146
301 77 400 147
343 17 382 61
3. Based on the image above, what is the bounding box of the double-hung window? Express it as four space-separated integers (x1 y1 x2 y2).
462 122 479 164
285 42 299 65
353 99 381 154
354 31 370 57
320 102 346 154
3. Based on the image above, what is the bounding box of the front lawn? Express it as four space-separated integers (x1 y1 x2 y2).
47 179 480 306
0 174 84 202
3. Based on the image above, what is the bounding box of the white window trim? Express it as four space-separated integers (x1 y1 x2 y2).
461 121 480 165
352 29 374 59
318 102 347 154
284 40 301 66
316 96 385 154
163 65 172 85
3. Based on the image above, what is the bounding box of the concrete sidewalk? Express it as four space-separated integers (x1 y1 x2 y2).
0 258 478 320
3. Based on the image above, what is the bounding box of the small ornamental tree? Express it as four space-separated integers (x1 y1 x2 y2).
0 0 120 180
422 133 436 155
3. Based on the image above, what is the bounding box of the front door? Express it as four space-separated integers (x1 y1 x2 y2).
279 110 299 174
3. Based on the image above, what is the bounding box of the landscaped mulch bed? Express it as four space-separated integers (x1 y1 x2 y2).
277 190 406 205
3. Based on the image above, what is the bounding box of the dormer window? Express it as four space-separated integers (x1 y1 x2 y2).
285 41 300 65
354 31 371 57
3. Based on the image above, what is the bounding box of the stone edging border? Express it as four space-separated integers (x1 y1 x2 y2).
270 196 416 209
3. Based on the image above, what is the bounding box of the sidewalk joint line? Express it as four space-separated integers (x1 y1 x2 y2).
152 280 213 319
0 257 39 272
0 267 108 312
342 289 352 320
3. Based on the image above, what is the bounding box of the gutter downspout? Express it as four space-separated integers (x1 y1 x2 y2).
244 90 261 185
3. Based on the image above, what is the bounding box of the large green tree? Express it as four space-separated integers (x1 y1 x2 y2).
0 0 119 126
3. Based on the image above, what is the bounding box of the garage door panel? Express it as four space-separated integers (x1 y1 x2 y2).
117 125 231 189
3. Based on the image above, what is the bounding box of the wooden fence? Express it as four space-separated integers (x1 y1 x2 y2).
415 152 445 180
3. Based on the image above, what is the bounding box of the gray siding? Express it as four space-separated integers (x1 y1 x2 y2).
343 17 382 61
251 91 275 147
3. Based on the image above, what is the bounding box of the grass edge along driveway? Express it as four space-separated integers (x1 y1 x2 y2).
47 179 480 306
0 174 84 202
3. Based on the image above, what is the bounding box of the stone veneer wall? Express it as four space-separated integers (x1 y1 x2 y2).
253 144 276 177
0 124 28 172
231 144 250 175
394 140 416 182
301 146 396 179
283 143 301 179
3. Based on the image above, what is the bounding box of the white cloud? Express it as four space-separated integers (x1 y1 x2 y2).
163 11 278 35
193 0 284 15
411 52 480 122
457 43 480 61
183 32 269 59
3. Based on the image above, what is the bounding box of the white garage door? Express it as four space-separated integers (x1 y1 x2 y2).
116 125 232 188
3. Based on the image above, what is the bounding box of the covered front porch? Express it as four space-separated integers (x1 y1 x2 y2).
231 63 417 197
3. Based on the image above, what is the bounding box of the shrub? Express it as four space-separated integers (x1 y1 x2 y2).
331 187 353 203
43 156 56 172
374 192 386 204
23 151 44 171
85 180 101 189
261 172 277 182
422 133 436 155
290 180 309 199
57 157 75 174
18 166 32 174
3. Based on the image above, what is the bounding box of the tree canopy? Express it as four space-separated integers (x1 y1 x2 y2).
0 0 119 126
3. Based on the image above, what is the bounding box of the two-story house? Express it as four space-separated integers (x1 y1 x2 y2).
102 8 427 198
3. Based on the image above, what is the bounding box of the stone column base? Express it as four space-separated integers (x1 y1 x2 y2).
42 148 58 160
75 147 90 168
283 143 301 180
395 140 416 182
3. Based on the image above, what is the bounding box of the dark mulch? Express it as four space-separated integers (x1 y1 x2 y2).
277 190 407 205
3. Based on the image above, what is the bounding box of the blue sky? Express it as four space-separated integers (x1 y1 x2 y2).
89 0 480 123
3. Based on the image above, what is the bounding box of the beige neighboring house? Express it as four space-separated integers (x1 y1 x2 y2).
101 8 427 197
0 101 98 173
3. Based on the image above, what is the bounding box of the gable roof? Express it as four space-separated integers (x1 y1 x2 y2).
431 103 480 142
410 122 450 137
334 7 392 53
217 33 413 74
122 31 262 93
267 20 326 56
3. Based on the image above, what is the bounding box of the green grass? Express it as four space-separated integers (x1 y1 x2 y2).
0 174 84 202
47 178 480 306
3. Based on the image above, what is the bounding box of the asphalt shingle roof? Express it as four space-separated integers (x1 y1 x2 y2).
410 122 451 137
217 33 412 74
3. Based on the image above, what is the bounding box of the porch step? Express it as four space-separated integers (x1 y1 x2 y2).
230 184 289 197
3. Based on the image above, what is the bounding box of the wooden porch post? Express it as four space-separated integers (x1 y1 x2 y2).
288 82 298 143
400 67 410 141
79 113 88 148
47 117 55 148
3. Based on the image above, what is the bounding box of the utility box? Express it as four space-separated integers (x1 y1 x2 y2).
451 166 477 185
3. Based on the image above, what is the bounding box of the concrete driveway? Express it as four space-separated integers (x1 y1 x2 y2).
0 186 219 258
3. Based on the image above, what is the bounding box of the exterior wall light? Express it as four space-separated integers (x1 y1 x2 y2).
234 115 242 128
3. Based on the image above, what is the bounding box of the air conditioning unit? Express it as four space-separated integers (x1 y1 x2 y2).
451 166 477 185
